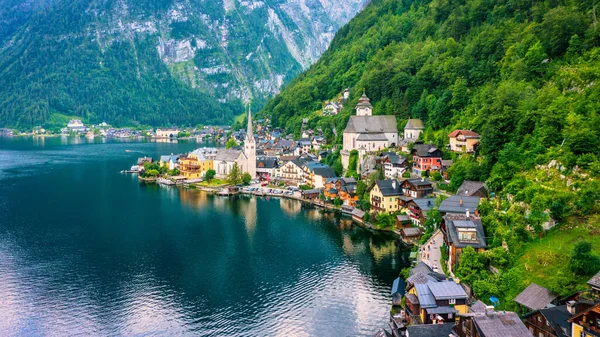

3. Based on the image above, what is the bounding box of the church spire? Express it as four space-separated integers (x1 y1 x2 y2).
246 103 254 142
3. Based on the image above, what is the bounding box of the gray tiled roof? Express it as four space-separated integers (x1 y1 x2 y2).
588 270 600 288
402 227 422 237
356 133 389 141
344 115 398 133
473 311 534 337
412 143 442 157
405 119 425 130
412 198 435 212
438 195 481 214
428 280 468 300
457 180 489 197
215 149 244 162
405 323 454 337
514 283 558 310
539 305 571 337
470 300 488 313
444 215 487 249
373 179 403 196
415 283 436 308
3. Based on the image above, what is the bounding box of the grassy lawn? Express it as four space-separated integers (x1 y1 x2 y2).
197 179 229 187
516 214 600 291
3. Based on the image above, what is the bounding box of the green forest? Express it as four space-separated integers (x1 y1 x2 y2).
261 0 600 309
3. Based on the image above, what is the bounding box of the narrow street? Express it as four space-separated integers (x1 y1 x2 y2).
417 229 445 275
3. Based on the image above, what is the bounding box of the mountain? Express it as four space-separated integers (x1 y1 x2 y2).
262 0 600 309
0 0 367 128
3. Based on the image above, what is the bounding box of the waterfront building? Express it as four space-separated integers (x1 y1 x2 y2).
324 177 358 206
214 149 247 179
368 179 403 213
256 157 278 181
156 127 179 138
179 150 213 179
453 310 533 337
67 119 86 132
341 92 399 170
159 154 180 171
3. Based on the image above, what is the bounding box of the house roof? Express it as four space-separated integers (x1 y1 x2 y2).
444 214 487 249
412 143 442 157
538 305 572 337
405 119 425 130
215 149 245 162
396 214 411 222
257 157 278 169
344 115 398 134
402 227 422 237
470 300 488 313
391 277 406 296
404 178 433 188
372 179 403 196
438 195 481 214
412 198 435 212
351 208 365 218
449 129 481 138
457 181 489 197
588 270 600 288
428 280 468 300
427 306 458 314
514 283 559 311
473 311 533 337
405 323 455 337
312 167 336 178
415 283 437 308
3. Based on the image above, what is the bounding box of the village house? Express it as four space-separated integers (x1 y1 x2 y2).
400 227 423 245
256 157 278 181
304 163 336 188
324 177 359 206
448 129 481 153
568 301 600 337
323 101 342 115
159 154 180 171
441 213 487 270
401 178 434 198
438 195 482 216
411 143 443 176
514 283 559 314
179 150 213 179
404 119 425 140
522 302 576 337
67 119 86 132
588 270 600 296
457 181 489 198
368 179 403 213
137 157 154 166
405 275 469 324
453 310 533 337
276 158 308 186
156 127 179 138
341 92 399 169
381 152 409 179
0 128 13 136
406 198 435 227
311 136 327 150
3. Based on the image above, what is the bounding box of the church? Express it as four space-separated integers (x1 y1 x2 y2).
214 106 257 179
341 92 399 170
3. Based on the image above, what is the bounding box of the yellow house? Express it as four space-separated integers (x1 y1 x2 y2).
368 179 403 213
179 149 214 179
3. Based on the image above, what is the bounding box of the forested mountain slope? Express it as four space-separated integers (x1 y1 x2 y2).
263 0 600 309
0 0 367 127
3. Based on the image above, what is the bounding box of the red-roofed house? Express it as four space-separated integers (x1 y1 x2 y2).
448 130 481 153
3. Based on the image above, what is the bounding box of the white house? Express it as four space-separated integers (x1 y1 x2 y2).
404 119 425 140
67 119 86 132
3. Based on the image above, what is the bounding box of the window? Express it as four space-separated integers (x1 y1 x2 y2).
449 299 456 305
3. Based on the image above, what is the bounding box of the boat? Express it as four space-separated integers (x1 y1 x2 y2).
157 178 176 186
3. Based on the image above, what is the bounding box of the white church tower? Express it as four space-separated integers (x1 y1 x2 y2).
244 104 257 179
355 90 373 116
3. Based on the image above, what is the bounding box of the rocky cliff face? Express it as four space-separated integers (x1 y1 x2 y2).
0 0 366 126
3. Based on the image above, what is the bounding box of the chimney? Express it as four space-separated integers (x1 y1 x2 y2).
392 180 397 189
459 197 463 206
567 301 576 315
466 209 470 218
485 306 495 316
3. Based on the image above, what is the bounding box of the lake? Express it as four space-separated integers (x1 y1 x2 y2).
0 136 409 336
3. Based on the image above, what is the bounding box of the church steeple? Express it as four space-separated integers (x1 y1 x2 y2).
245 104 254 143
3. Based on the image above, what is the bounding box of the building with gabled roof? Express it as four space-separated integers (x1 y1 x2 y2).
368 179 403 213
514 283 559 312
448 129 481 153
404 119 425 140
454 310 533 337
438 195 482 215
442 213 487 270
411 143 443 176
457 181 489 198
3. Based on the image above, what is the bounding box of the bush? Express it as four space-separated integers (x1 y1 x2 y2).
205 169 216 182
242 172 252 185
333 196 343 207
570 241 600 276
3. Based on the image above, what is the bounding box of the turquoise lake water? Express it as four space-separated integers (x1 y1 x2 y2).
0 136 409 336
